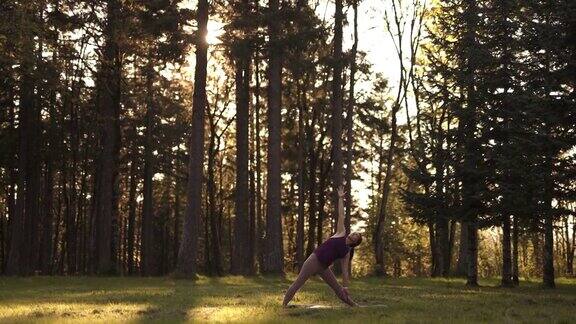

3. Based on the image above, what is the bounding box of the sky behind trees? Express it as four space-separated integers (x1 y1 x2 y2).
191 0 409 222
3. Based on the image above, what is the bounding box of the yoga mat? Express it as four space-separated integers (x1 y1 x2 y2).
288 304 387 309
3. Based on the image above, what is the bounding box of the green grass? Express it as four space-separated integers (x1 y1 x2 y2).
0 275 575 323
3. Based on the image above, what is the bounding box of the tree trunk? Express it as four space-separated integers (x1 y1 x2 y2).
436 217 449 277
317 159 330 247
91 0 122 275
428 220 436 277
254 54 265 271
67 86 80 275
141 60 156 276
374 107 398 276
53 191 63 275
286 181 296 270
26 25 44 274
306 102 326 255
0 35 16 274
501 215 513 287
127 156 137 275
61 157 72 273
78 142 90 274
344 0 358 239
462 0 481 288
330 0 344 225
244 0 255 277
7 14 37 275
248 46 257 274
434 131 449 277
41 155 55 276
207 114 223 276
176 0 209 278
173 176 181 269
305 130 317 256
40 93 57 275
25 106 42 273
447 219 456 273
564 215 574 277
543 214 555 287
249 135 256 275
232 52 252 275
570 214 575 276
204 191 211 273
512 215 520 285
295 85 306 270
466 220 479 286
542 157 555 288
531 233 542 276
393 256 401 277
262 0 284 274
293 0 308 273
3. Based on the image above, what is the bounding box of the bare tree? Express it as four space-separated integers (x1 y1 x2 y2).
374 0 425 276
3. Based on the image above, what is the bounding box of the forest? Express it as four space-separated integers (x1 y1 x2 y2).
0 0 575 295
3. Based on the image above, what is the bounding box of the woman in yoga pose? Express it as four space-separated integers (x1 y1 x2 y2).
283 186 362 307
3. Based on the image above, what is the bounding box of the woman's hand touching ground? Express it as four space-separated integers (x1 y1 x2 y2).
341 287 358 307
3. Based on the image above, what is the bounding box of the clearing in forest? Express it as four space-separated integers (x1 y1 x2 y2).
0 276 575 323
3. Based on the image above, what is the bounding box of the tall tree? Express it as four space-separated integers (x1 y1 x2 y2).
230 0 254 275
374 0 423 276
403 0 489 283
459 0 484 287
176 0 210 278
330 0 344 222
262 0 284 274
126 153 138 275
520 0 576 288
6 1 40 276
344 0 359 237
206 79 231 276
141 58 157 276
91 0 123 275
483 0 522 287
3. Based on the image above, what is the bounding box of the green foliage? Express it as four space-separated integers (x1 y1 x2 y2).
399 0 576 280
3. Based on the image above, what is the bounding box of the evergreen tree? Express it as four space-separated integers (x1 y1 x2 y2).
176 0 210 278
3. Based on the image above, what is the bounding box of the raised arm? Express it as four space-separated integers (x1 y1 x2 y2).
336 186 345 235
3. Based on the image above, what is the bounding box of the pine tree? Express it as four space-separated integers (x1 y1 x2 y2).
262 0 284 274
519 0 576 288
176 0 210 278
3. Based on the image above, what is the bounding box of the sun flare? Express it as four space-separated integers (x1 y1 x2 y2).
206 20 224 45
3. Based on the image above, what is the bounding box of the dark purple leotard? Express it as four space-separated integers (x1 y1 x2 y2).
313 236 350 268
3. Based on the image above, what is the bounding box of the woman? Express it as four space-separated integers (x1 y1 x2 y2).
283 186 363 307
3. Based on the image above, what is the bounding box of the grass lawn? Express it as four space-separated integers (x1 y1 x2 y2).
0 275 575 323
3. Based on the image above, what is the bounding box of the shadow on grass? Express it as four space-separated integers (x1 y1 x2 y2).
0 275 293 323
0 277 195 322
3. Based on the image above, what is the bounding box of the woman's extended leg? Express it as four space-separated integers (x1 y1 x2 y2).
319 268 355 306
283 254 324 306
